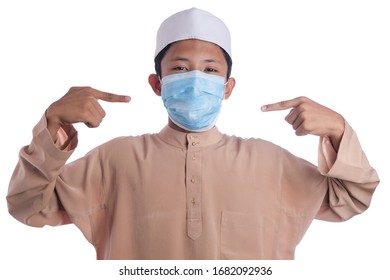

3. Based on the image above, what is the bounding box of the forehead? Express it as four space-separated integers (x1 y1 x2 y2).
163 39 226 60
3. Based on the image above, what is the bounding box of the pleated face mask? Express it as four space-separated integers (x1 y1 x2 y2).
161 70 225 132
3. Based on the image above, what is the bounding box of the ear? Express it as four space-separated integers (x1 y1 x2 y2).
224 77 236 100
148 74 162 96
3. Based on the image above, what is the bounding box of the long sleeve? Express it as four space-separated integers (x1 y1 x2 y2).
315 121 380 221
7 114 78 227
6 115 380 260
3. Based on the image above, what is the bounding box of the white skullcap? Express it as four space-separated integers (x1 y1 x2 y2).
154 7 232 59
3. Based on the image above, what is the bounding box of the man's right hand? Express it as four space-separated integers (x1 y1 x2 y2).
46 87 131 140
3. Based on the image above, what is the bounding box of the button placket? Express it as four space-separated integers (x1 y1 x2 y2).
185 134 202 240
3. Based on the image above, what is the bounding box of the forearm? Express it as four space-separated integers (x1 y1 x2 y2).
7 114 76 226
316 121 380 221
326 114 345 152
7 160 72 226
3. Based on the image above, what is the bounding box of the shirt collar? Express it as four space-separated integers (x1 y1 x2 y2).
158 125 224 149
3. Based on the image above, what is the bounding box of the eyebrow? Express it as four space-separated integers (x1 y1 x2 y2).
170 56 223 64
170 57 189 62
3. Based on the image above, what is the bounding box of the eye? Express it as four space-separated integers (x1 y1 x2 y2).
172 66 188 71
205 67 218 73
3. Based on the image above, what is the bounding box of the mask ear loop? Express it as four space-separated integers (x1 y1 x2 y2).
222 79 230 100
158 76 163 95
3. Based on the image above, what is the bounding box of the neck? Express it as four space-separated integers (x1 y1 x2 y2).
168 119 191 133
167 118 215 133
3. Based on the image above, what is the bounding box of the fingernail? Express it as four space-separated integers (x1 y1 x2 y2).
261 105 267 112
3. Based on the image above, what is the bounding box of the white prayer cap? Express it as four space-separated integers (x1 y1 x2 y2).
154 7 232 59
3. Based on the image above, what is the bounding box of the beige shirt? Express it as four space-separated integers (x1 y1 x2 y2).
7 115 379 259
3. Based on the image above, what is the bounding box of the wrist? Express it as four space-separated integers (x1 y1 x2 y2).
328 115 345 151
45 107 62 141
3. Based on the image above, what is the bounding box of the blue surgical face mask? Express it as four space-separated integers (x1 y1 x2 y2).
161 70 226 132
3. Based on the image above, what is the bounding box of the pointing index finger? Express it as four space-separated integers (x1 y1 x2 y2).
92 88 131 103
261 97 303 112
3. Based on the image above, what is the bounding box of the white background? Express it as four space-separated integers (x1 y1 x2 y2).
1 0 389 279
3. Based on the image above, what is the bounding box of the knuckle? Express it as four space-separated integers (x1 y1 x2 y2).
299 104 309 113
81 102 93 111
300 110 310 120
298 95 305 100
86 121 98 128
106 93 113 101
69 86 81 91
80 111 90 120
298 96 308 102
301 122 312 133
69 86 89 92
67 87 78 95
87 93 97 100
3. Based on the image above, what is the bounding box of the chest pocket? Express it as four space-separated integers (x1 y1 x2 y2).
220 211 264 259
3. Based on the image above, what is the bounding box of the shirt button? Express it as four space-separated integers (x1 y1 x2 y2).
191 176 196 183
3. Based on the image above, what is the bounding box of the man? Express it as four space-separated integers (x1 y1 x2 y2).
7 7 379 259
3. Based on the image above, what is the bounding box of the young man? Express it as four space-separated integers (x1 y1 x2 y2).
7 7 379 259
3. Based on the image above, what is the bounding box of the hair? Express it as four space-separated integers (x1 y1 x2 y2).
154 43 233 79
